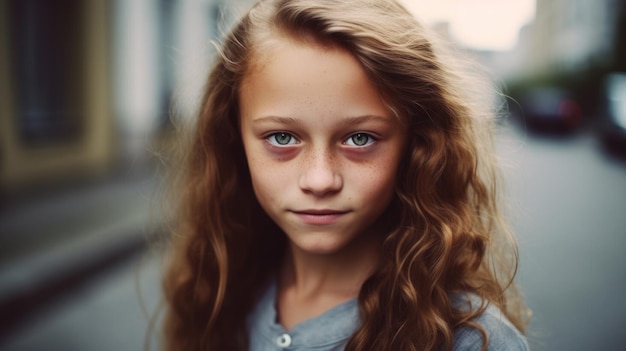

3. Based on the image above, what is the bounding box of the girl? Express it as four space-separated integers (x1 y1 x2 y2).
162 0 531 350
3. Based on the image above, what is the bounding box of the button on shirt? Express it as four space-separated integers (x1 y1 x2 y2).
247 282 359 351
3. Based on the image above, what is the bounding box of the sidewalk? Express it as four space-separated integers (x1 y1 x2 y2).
0 167 165 340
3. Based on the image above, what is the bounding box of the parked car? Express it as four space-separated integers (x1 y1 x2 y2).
516 87 583 134
598 73 626 155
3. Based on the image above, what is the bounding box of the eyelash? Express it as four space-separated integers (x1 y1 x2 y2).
343 133 376 147
264 132 377 147
266 132 299 146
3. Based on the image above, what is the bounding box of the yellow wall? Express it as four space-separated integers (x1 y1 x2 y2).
0 0 116 190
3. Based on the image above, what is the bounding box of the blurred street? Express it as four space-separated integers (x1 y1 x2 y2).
1 121 625 351
0 162 165 351
499 123 626 351
0 248 164 351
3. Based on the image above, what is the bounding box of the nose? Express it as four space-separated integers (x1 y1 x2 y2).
298 147 343 197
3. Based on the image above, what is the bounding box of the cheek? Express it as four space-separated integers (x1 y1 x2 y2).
247 155 292 202
350 161 398 200
357 144 405 201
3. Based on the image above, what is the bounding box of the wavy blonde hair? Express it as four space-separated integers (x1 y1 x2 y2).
162 0 530 350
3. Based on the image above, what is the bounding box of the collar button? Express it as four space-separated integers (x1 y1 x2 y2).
276 333 292 348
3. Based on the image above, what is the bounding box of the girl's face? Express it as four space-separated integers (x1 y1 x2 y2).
239 37 406 255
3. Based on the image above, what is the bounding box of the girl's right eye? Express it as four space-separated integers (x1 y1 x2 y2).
266 132 298 146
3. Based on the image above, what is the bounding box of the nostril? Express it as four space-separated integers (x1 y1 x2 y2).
298 162 343 196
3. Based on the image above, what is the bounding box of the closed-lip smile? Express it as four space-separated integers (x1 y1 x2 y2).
290 209 349 225
293 209 348 215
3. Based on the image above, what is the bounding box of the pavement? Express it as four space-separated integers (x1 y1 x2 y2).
0 164 164 340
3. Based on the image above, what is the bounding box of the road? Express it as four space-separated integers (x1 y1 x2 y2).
0 250 164 351
2 122 625 351
498 123 626 351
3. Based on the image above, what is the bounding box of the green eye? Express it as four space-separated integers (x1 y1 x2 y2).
345 133 374 146
268 132 297 145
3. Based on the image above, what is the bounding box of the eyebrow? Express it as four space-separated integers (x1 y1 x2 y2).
252 114 392 126
252 116 299 125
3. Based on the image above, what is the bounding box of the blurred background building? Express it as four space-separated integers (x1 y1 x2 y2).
525 0 618 76
1 0 254 192
1 0 115 191
1 0 626 350
0 0 256 346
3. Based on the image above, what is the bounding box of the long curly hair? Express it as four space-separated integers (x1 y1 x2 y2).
162 0 530 350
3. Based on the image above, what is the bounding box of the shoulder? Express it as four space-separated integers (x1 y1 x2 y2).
451 295 530 351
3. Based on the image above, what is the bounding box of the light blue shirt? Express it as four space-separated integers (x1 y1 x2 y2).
247 282 529 351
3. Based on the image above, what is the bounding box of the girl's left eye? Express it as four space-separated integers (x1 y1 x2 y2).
344 133 375 147
267 132 299 146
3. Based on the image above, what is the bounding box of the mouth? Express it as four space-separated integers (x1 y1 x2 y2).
290 209 350 225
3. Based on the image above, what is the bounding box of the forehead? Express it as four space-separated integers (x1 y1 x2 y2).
239 35 392 122
245 32 342 82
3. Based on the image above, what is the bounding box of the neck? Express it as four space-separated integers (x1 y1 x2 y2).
279 229 382 300
275 220 391 330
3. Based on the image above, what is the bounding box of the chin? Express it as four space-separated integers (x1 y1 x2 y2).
290 233 351 255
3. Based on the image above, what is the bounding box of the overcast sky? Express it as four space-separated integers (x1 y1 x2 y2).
399 0 536 51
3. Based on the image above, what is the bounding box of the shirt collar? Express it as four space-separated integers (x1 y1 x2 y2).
250 280 361 348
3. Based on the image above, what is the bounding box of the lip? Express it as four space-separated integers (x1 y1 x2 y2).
290 209 349 225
